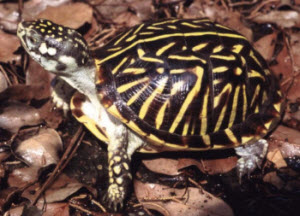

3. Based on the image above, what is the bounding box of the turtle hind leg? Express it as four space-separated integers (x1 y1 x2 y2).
234 139 268 182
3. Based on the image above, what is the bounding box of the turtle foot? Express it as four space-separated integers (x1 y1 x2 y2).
235 139 268 182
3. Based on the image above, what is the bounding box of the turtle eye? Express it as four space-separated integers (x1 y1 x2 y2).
26 36 38 45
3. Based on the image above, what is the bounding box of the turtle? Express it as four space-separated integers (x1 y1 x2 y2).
17 18 283 210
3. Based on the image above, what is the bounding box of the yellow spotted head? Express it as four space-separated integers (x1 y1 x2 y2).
17 19 92 74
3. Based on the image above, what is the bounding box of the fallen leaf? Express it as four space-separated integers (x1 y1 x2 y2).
263 171 284 189
267 149 288 169
8 167 39 188
36 2 93 29
0 71 8 93
251 10 300 28
134 180 234 216
0 101 42 133
15 128 63 167
0 31 20 63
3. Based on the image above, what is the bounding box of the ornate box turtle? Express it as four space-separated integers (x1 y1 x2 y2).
17 18 283 210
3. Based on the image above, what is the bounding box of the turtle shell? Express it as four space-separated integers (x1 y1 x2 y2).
93 18 283 151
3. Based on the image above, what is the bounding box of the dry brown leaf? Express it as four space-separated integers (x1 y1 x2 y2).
129 0 153 21
134 180 234 216
0 71 8 93
254 32 277 61
263 171 284 189
251 10 300 28
7 167 39 188
178 157 238 175
113 11 141 28
143 158 180 175
36 2 93 29
15 128 63 167
36 202 69 216
0 101 42 133
22 0 70 20
3 206 25 216
96 0 129 22
267 149 288 169
0 31 20 63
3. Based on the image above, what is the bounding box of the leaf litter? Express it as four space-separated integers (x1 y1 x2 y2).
0 0 300 215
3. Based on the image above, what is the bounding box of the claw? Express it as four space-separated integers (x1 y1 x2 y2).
103 183 125 212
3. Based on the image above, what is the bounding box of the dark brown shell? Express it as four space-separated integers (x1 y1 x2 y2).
93 18 283 150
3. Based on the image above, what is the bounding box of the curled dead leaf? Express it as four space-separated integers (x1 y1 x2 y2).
134 180 234 216
15 128 63 167
0 101 42 133
251 10 300 28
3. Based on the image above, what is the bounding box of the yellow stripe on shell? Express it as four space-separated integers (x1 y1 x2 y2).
241 135 254 144
168 55 206 63
133 23 144 35
200 87 209 135
224 128 239 144
127 121 147 136
169 66 204 133
138 48 164 63
214 84 232 132
242 84 247 121
202 135 211 146
98 32 247 64
112 57 128 74
147 134 165 145
114 29 133 46
156 68 164 74
250 85 261 107
139 77 168 119
126 34 137 42
182 115 192 136
264 120 273 130
147 26 164 30
170 69 186 74
273 102 281 113
212 45 223 53
155 101 169 129
192 19 210 23
250 50 262 66
210 54 236 61
181 22 203 28
212 66 228 73
232 44 244 53
156 42 176 56
107 47 122 52
228 85 240 128
192 43 208 52
117 77 149 93
167 25 177 29
249 70 265 81
139 32 154 35
123 67 146 74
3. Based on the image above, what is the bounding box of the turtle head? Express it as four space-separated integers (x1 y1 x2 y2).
17 19 93 75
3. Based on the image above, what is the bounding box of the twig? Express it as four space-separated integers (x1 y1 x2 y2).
31 126 84 205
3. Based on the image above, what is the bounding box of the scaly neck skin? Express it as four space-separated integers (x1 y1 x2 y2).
59 64 100 109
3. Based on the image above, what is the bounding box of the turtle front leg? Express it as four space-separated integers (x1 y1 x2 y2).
105 128 145 211
51 77 75 114
104 128 132 211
